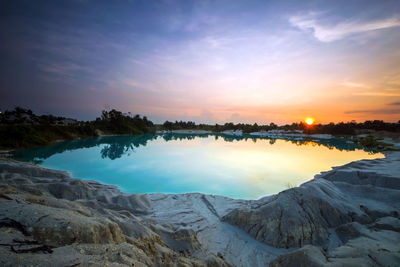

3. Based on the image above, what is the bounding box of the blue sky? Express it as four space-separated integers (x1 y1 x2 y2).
1 0 400 123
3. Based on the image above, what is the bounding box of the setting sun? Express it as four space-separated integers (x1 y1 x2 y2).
305 118 314 125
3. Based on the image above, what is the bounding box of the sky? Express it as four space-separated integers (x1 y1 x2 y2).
0 0 400 124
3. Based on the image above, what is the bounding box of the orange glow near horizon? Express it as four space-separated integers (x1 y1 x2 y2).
305 118 314 125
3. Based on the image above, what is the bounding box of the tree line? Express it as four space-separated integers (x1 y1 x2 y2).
161 120 400 135
0 107 155 149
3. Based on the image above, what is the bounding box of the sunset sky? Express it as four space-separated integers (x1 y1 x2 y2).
1 0 400 124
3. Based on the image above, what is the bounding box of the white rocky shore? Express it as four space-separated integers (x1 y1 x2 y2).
0 152 399 266
157 129 333 140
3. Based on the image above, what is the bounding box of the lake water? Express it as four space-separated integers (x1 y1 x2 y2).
13 134 383 199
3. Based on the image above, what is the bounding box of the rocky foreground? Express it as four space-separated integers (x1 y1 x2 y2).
0 153 399 266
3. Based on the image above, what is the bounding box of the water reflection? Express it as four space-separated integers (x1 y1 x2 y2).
13 133 374 163
13 134 157 163
12 134 383 199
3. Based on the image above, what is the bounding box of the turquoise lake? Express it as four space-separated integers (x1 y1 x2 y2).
12 134 383 199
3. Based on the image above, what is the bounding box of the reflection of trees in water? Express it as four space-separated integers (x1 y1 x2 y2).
161 134 203 142
13 133 377 163
100 134 157 160
101 143 133 160
13 134 158 162
160 134 375 153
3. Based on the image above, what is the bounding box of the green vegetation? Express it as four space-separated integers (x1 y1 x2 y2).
160 119 400 151
0 107 155 149
353 135 397 151
285 182 296 189
94 109 154 135
355 136 381 148
1 106 399 151
0 124 97 148
161 120 400 135
162 120 277 133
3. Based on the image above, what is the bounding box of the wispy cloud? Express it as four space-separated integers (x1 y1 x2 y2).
37 62 90 76
341 82 369 88
123 79 161 93
345 108 400 114
388 101 400 105
353 92 400 97
290 14 400 42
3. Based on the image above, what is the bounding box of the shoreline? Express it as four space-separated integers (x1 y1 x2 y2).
2 129 399 156
157 129 333 139
2 152 387 202
5 134 386 201
0 151 399 266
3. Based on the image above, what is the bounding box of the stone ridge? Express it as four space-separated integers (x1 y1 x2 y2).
0 159 230 266
223 152 400 266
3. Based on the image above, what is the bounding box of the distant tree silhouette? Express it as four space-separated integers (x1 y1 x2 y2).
160 118 400 135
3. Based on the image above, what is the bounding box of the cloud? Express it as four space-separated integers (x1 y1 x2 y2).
290 14 400 42
341 82 369 88
37 62 89 76
353 92 400 97
388 101 400 105
345 108 400 114
123 79 159 92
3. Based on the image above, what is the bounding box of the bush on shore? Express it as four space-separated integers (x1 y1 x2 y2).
0 107 155 149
